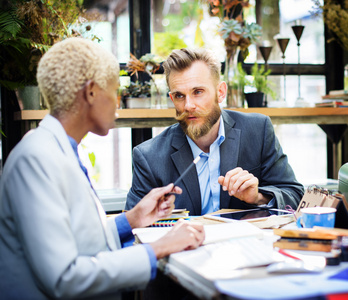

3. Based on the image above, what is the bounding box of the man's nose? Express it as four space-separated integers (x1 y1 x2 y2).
184 95 196 110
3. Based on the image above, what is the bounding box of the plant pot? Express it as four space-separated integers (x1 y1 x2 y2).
16 85 41 110
245 92 265 107
126 97 151 109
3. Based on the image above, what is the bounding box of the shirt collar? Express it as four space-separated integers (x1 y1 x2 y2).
186 115 225 157
67 135 79 158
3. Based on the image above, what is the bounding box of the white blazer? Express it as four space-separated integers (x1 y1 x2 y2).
0 115 151 299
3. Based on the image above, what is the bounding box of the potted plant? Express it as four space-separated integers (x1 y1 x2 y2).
121 80 152 108
203 0 262 107
126 53 168 108
312 0 348 51
245 62 276 107
0 0 95 109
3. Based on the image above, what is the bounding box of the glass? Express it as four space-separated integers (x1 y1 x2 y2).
150 74 169 109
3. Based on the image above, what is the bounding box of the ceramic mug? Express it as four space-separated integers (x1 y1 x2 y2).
296 207 336 228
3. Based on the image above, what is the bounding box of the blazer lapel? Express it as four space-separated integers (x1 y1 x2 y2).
171 127 201 214
40 115 116 249
220 110 241 208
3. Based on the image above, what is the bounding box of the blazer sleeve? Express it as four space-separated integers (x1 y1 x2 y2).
126 146 158 210
2 148 152 299
257 117 304 210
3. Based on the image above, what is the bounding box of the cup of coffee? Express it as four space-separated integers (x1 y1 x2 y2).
296 207 336 228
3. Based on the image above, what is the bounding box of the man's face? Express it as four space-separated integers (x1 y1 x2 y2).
168 61 224 140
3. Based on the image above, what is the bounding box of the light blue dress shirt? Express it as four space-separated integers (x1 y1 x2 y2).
115 213 157 280
187 116 225 214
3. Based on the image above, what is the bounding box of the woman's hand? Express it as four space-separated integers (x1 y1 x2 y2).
150 220 205 259
125 183 182 229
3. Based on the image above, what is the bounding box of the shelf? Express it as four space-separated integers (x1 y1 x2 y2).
14 107 348 127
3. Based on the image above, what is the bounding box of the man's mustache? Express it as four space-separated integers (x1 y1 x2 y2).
175 110 209 122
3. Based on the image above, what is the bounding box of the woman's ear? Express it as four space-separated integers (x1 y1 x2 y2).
84 80 96 105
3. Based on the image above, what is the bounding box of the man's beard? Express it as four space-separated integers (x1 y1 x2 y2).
175 97 221 140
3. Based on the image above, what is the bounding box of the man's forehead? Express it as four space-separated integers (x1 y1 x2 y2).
170 85 206 94
168 62 213 91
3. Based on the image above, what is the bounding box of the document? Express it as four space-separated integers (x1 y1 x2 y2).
133 220 264 245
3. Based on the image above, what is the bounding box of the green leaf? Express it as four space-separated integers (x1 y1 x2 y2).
88 152 96 167
119 70 128 76
0 9 23 41
0 128 7 137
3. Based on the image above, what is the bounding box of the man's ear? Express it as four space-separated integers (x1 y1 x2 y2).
217 81 227 104
84 80 96 105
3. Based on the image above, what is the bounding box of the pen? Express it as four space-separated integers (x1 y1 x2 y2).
166 155 201 196
173 155 201 186
278 248 302 260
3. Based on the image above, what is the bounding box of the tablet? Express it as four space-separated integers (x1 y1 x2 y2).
205 208 293 223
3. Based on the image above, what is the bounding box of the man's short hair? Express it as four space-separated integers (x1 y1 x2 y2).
163 48 221 89
37 37 119 117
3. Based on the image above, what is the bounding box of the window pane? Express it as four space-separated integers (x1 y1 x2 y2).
267 75 326 105
80 0 329 196
274 124 327 184
116 6 130 63
78 3 132 192
276 0 325 64
151 0 225 62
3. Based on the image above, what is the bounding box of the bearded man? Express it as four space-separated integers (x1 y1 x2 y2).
125 48 304 215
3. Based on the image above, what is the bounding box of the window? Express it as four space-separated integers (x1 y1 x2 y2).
81 0 329 194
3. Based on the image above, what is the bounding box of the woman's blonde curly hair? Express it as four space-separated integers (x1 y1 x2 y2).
37 37 119 116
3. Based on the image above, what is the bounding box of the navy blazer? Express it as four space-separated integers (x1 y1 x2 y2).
126 110 304 215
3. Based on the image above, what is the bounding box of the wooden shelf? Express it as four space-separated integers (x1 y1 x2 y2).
14 107 348 128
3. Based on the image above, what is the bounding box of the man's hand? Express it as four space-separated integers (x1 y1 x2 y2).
125 183 182 229
218 167 271 205
150 220 205 259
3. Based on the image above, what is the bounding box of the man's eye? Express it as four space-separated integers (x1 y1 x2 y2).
194 89 203 95
173 93 184 100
